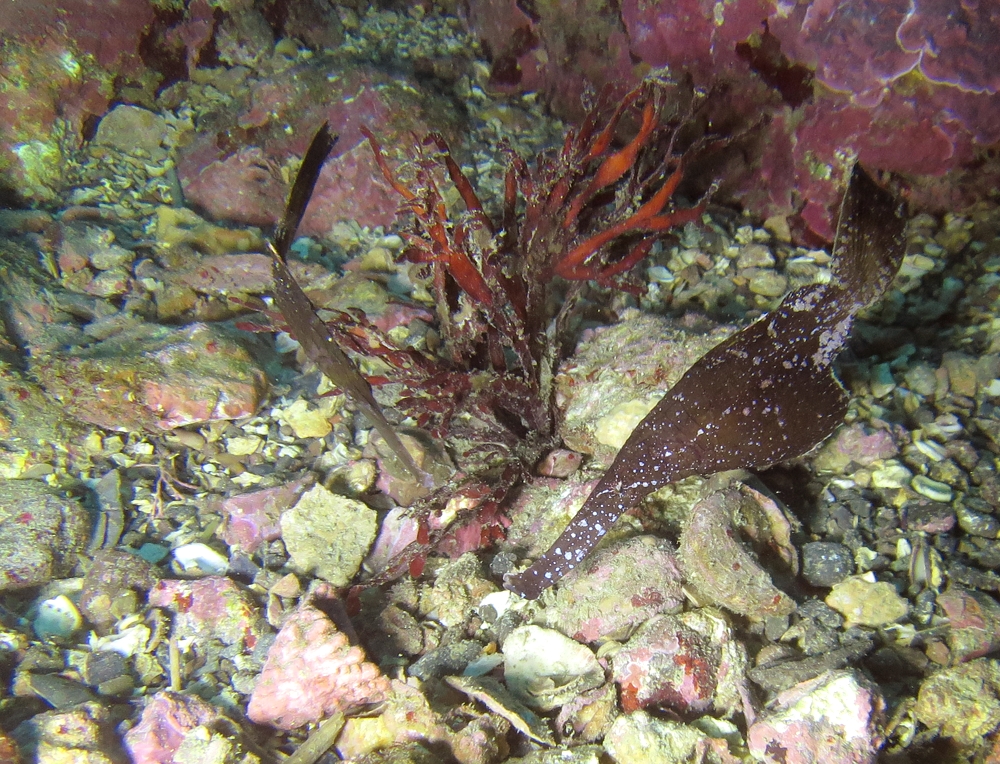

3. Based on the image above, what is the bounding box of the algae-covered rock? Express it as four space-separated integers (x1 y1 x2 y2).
281 485 377 587
748 670 884 764
555 309 733 465
0 480 90 591
36 322 269 431
914 658 1000 745
824 574 909 628
679 488 795 619
604 711 726 764
537 535 684 643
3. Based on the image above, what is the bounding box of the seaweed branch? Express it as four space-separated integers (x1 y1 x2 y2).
267 123 427 484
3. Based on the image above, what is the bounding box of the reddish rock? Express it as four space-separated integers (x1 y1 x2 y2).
0 0 156 201
176 62 463 236
938 585 1000 663
217 476 313 554
147 576 264 651
748 670 884 764
36 322 268 431
612 609 751 718
813 423 899 473
123 691 227 764
466 0 1000 241
247 595 391 730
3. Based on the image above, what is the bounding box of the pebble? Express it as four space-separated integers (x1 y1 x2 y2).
218 477 312 555
901 500 956 533
869 363 896 398
171 542 229 577
941 351 979 398
747 269 788 297
956 502 1000 538
280 484 377 587
79 549 161 633
812 423 898 474
604 710 730 764
913 438 947 462
736 243 776 269
801 542 854 587
910 474 953 502
93 105 168 156
409 640 483 681
502 625 603 711
277 397 341 439
937 586 1000 662
824 574 909 628
33 595 83 641
870 462 913 489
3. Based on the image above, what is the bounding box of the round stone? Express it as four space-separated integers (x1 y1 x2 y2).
801 542 854 587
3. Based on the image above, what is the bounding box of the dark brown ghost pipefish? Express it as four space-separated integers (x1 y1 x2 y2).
505 164 906 599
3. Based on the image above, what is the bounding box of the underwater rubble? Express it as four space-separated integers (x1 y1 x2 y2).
3 3 1000 764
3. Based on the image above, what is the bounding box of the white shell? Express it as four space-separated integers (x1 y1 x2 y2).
502 625 603 711
172 542 229 576
34 595 83 640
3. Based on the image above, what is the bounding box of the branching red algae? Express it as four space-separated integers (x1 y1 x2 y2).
505 165 907 599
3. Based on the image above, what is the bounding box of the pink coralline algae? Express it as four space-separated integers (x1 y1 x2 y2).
467 0 1000 240
123 691 226 764
175 62 462 235
147 576 263 651
937 585 1000 663
611 610 751 719
35 322 268 432
247 596 391 730
216 476 313 554
0 0 155 201
747 670 885 764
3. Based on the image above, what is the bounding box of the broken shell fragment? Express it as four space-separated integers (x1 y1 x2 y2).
502 625 604 711
171 542 230 577
34 595 83 641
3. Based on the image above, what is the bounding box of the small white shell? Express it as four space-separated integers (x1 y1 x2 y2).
172 542 229 576
911 475 954 503
34 595 83 641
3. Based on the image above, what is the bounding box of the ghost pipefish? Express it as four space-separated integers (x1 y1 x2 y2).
268 123 429 486
505 164 906 599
